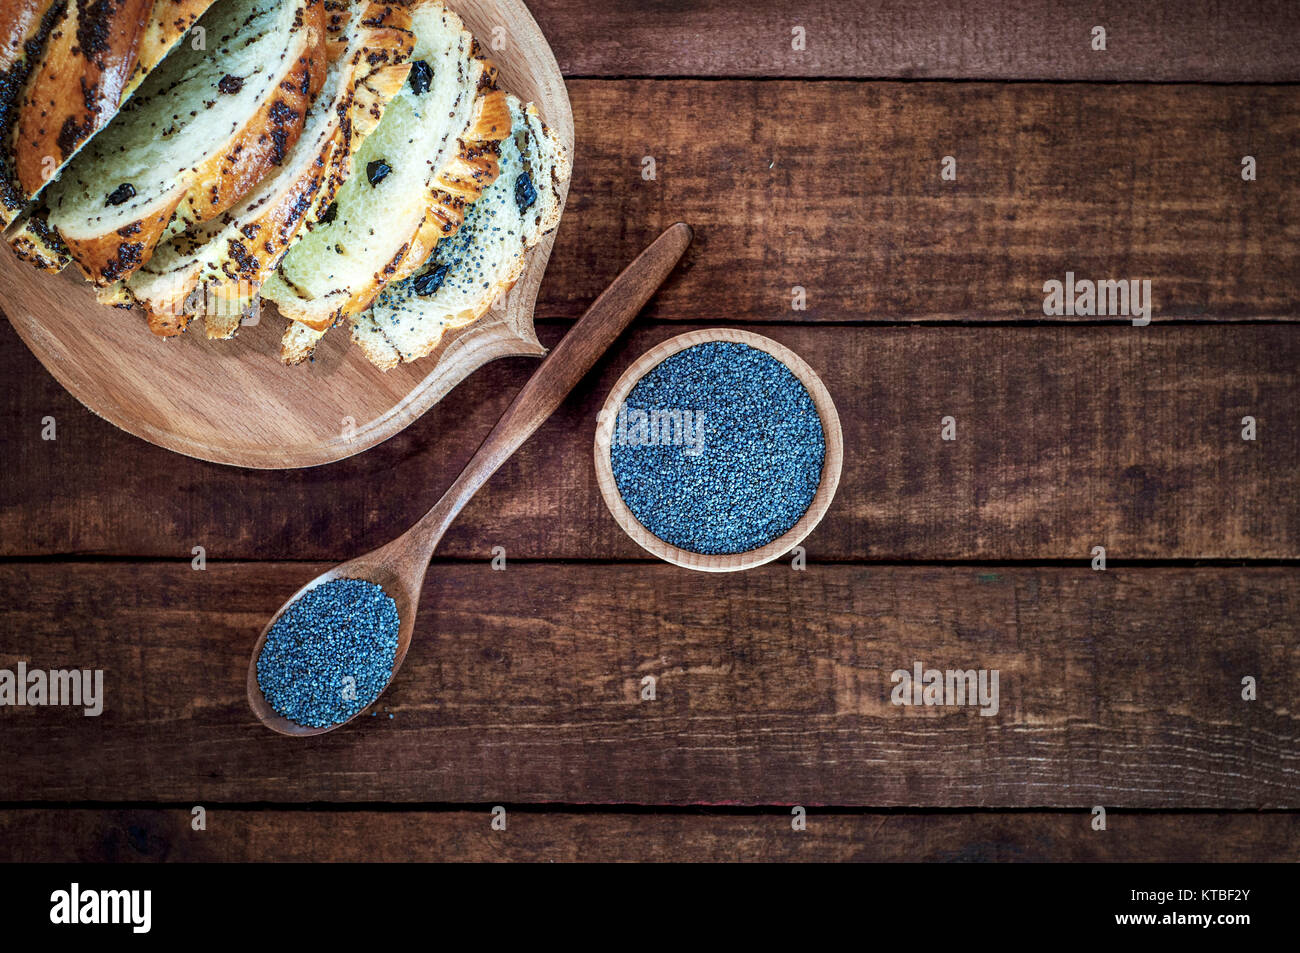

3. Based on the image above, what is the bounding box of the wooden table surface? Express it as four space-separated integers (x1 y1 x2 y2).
1 0 1298 862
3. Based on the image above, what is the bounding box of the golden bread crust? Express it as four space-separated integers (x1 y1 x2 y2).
135 3 414 336
65 0 329 288
14 0 155 198
0 0 62 225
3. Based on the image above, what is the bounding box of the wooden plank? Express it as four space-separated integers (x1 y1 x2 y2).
2 322 1296 560
1 562 1295 807
531 0 1300 81
539 81 1300 323
0 808 1294 862
6 84 1297 327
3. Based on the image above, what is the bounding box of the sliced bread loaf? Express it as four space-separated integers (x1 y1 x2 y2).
42 0 327 286
12 0 216 204
350 95 569 370
263 0 509 332
125 2 415 338
0 0 63 227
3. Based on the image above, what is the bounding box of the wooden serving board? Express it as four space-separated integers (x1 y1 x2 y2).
0 0 573 469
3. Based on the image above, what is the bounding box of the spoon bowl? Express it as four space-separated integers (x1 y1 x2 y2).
246 546 425 737
247 223 694 735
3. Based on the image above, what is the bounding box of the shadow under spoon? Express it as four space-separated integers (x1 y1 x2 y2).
247 223 694 735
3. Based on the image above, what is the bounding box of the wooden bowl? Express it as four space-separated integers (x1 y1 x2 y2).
0 0 572 469
594 328 843 572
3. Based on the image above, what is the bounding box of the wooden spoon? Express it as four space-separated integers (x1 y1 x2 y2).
247 223 693 735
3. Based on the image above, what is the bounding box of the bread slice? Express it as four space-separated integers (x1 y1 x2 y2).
125 2 415 338
323 0 352 43
279 317 329 365
6 202 68 272
264 0 509 332
0 0 63 227
350 96 569 370
11 0 217 205
124 1 218 100
42 0 327 286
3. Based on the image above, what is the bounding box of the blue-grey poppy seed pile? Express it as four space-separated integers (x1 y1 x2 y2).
610 341 825 555
256 578 400 728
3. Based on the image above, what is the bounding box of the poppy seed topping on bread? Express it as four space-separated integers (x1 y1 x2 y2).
349 95 568 370
43 0 327 285
125 1 414 336
263 0 509 333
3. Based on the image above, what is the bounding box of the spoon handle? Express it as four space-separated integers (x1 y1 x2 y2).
414 222 693 548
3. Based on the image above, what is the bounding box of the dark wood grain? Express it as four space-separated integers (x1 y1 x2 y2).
538 82 1300 323
530 0 1300 81
2 321 1295 561
1 808 1294 862
3 9 1299 856
1 561 1295 807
